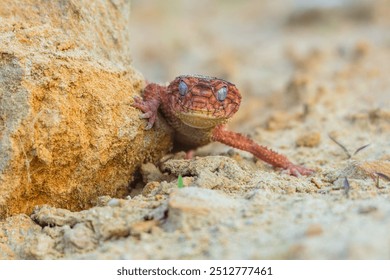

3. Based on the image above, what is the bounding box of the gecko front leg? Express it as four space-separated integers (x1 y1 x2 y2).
132 83 164 130
212 125 313 176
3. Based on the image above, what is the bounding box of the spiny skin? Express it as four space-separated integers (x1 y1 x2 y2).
133 75 313 176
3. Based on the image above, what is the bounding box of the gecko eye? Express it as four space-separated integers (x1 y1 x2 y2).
178 81 188 96
216 86 228 101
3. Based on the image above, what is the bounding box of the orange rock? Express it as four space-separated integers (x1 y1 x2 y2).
0 0 173 218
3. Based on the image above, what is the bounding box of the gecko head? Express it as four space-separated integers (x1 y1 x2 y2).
167 75 242 129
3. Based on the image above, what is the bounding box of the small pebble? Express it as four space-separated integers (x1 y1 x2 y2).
296 131 321 147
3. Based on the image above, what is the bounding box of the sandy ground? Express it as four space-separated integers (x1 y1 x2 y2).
1 0 390 259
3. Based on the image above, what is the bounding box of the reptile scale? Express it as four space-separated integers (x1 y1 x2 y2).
133 75 313 176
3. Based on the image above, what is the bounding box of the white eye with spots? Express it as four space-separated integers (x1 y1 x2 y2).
217 86 228 101
178 81 188 96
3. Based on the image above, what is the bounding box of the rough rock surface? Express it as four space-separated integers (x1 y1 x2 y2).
0 0 172 218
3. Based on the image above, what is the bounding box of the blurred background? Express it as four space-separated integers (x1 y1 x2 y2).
130 0 388 85
129 0 389 136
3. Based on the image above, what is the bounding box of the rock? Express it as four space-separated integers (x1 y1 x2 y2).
161 156 255 190
0 214 44 259
164 187 241 231
63 223 97 254
141 181 161 197
130 220 159 237
296 131 321 147
140 162 166 184
0 0 173 218
0 201 154 259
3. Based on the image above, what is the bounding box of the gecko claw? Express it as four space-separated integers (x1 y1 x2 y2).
145 122 154 130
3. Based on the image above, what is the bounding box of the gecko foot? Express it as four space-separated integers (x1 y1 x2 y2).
132 96 159 130
285 164 314 177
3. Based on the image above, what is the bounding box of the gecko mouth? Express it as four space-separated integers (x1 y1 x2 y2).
177 111 227 129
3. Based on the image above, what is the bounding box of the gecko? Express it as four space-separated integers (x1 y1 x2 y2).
132 74 313 176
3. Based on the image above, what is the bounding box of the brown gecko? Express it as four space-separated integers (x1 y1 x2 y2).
133 74 313 176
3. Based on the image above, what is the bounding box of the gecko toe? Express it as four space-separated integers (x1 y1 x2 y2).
140 112 153 119
286 164 314 177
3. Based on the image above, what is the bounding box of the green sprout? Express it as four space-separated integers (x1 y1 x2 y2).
177 174 184 188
